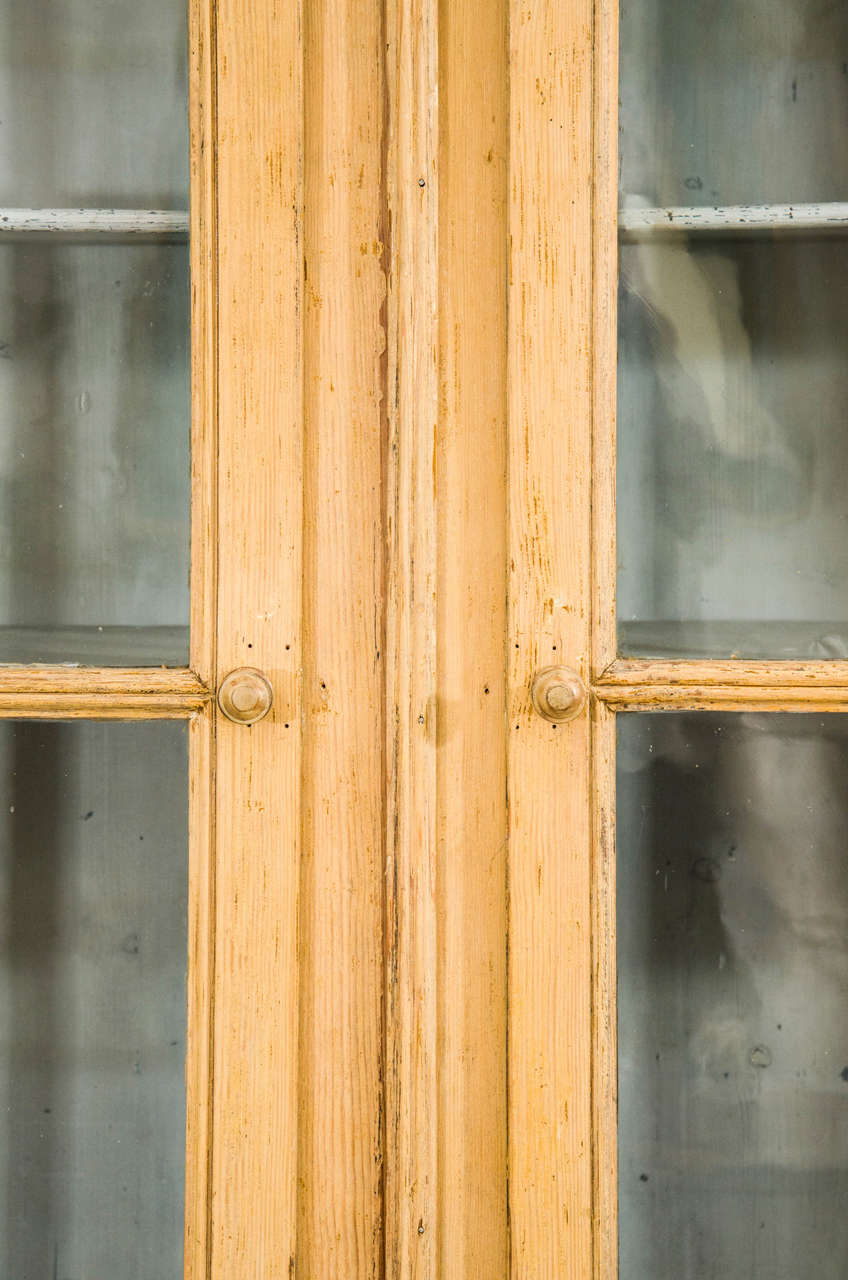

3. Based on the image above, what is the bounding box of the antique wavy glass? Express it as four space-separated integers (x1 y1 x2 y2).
0 0 189 664
617 713 848 1278
0 720 188 1276
617 0 848 659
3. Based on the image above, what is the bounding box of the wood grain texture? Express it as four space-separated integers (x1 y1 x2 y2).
597 685 848 711
507 0 595 1274
189 0 218 689
0 667 208 717
383 0 440 1273
591 700 616 1280
0 667 208 696
591 0 619 679
186 709 215 1280
299 0 385 1272
600 657 848 688
211 0 303 1275
436 0 509 1270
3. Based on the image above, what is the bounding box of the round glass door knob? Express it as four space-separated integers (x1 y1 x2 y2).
530 665 587 723
218 668 274 725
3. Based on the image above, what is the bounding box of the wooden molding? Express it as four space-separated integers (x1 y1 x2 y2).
596 658 848 709
383 0 440 1272
0 666 210 718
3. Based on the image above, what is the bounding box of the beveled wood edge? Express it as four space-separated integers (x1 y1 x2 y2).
0 666 212 717
591 701 616 1280
598 657 848 686
594 686 848 711
590 0 619 678
186 709 215 1280
189 0 218 688
595 658 848 708
383 0 440 1272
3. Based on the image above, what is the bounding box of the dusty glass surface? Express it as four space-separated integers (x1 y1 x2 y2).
617 0 848 659
0 0 190 664
0 243 189 664
617 234 848 660
0 720 187 1277
0 2 188 208
618 713 848 1279
619 0 848 209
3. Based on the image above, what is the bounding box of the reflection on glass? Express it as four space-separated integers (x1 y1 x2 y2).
619 1 848 208
0 0 190 665
0 720 188 1277
618 0 848 659
617 235 848 659
618 713 848 1279
0 1 188 208
0 243 189 665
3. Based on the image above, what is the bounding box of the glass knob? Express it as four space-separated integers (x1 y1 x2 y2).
217 668 274 725
530 665 587 723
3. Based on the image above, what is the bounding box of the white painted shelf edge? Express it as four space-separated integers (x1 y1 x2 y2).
0 208 189 235
619 202 848 236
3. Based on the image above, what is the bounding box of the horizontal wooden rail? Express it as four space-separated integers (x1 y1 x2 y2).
598 658 848 688
0 667 211 718
0 208 189 237
595 658 848 711
619 201 848 237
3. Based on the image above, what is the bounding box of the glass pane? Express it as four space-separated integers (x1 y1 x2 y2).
0 242 189 665
617 234 848 660
0 0 190 665
0 720 188 1276
619 1 848 208
0 2 188 208
618 712 848 1279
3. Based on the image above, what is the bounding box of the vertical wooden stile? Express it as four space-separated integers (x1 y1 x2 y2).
186 4 217 1276
211 0 303 1275
189 0 218 691
299 0 386 1271
186 709 215 1280
591 3 620 1276
507 0 596 1275
591 700 617 1280
436 0 510 1271
383 0 440 1273
591 0 619 680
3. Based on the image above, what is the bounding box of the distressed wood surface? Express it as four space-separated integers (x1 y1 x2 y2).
0 666 207 717
210 0 303 1275
0 667 208 696
186 709 215 1280
383 0 439 1273
507 0 595 1275
298 0 385 1272
596 686 848 711
591 700 617 1280
435 0 509 1270
600 657 848 688
189 0 218 690
592 0 619 679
